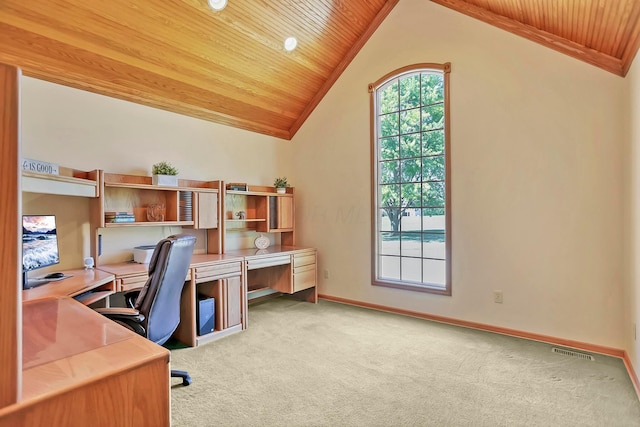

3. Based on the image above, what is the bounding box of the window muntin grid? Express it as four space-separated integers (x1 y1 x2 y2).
371 65 450 294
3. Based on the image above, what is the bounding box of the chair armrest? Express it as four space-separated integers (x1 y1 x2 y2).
123 290 140 308
95 307 142 317
95 307 146 336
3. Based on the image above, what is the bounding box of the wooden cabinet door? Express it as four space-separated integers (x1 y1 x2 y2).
225 276 242 328
268 195 293 232
196 192 218 229
277 196 294 230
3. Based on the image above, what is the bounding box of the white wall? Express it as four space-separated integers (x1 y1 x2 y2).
21 77 293 268
292 0 627 348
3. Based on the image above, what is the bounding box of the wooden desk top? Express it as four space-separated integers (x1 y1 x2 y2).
95 261 148 277
20 297 169 401
96 248 315 279
225 245 315 259
97 253 246 278
22 268 115 302
190 253 245 266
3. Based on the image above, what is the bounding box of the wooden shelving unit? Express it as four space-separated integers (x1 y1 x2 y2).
90 171 224 264
224 184 295 245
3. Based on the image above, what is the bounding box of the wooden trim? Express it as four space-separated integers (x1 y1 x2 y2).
621 2 640 76
319 294 626 358
430 0 625 77
372 279 451 295
288 0 400 138
0 63 20 407
443 63 452 295
369 62 450 91
623 351 640 399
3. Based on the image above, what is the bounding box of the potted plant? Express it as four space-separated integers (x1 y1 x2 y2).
152 161 179 186
274 177 290 194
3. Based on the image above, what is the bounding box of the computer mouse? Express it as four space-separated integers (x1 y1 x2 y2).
45 272 64 279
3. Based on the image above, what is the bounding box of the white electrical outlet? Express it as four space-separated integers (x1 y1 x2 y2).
324 269 329 280
493 291 503 304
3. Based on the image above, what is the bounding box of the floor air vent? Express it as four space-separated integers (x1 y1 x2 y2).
552 347 595 361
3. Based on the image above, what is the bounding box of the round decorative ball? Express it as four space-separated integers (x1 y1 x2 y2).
254 235 270 250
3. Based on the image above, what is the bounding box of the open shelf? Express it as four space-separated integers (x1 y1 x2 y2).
247 287 279 301
103 220 195 228
106 181 218 193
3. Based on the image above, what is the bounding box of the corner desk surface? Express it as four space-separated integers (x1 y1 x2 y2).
0 297 170 426
22 268 115 303
20 297 169 401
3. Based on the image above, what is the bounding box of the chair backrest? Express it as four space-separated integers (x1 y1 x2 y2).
134 234 196 345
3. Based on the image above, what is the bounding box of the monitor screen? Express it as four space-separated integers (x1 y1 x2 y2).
22 215 60 274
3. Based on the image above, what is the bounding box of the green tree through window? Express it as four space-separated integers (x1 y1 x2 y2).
369 63 451 295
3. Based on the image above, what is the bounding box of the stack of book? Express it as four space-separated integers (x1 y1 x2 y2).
226 182 247 191
105 211 135 223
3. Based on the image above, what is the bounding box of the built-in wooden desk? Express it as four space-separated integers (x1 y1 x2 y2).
98 254 247 347
96 247 317 347
226 245 318 304
22 268 116 306
0 297 170 426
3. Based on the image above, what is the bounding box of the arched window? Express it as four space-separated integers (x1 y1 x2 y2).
369 63 451 295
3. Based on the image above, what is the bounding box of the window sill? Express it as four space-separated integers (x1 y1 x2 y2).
372 279 451 296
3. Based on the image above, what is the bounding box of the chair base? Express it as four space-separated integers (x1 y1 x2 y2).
171 369 192 386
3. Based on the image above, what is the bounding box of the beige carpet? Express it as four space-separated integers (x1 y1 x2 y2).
169 298 640 426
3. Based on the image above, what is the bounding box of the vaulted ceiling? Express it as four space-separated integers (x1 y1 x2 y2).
1 1 639 140
432 0 640 77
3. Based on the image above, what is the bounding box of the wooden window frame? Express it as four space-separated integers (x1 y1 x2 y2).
369 62 452 295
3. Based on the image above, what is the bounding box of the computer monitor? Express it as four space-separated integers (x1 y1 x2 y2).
22 215 60 289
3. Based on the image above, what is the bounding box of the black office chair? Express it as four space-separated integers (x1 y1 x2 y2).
96 233 196 386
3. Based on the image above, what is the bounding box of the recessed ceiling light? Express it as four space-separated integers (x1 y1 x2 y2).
208 0 227 11
284 37 298 52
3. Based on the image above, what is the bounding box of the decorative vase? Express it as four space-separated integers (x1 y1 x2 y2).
276 187 286 194
152 174 178 186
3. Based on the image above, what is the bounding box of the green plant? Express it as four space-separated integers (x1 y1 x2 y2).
273 177 290 188
152 161 178 176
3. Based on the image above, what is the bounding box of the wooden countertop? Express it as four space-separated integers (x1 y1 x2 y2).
96 261 149 277
22 268 115 302
190 253 245 266
96 248 315 279
224 245 315 259
20 297 169 401
98 253 246 277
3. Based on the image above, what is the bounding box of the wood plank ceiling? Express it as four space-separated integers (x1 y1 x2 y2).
0 1 639 140
432 0 640 77
0 0 396 140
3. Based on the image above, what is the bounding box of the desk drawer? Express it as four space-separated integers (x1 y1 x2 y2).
246 255 291 270
118 274 148 292
293 253 316 268
194 262 241 283
293 263 315 275
293 268 316 293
